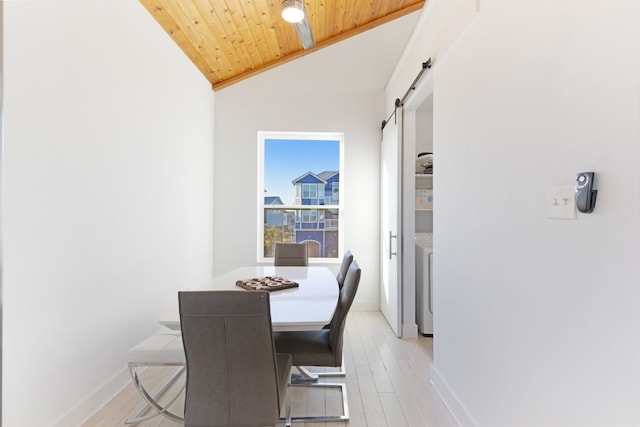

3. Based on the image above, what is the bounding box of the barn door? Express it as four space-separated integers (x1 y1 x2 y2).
380 106 403 337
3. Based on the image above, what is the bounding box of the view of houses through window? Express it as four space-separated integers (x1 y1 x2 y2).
259 132 343 260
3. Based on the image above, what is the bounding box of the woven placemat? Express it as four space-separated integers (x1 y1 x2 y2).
235 276 299 292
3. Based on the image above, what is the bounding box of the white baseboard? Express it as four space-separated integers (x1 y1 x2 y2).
430 364 479 427
52 367 131 427
402 323 418 338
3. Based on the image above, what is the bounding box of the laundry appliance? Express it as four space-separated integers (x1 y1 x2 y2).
415 233 433 336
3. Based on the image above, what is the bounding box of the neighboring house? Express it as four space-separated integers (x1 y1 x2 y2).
265 195 295 229
264 196 295 256
264 196 286 227
291 171 339 258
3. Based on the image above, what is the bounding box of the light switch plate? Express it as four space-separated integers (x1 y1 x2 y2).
547 185 576 219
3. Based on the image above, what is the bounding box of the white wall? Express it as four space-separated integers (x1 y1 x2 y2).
2 1 215 425
392 0 640 425
416 105 433 154
213 14 419 310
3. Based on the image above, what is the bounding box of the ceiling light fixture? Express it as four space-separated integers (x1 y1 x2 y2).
281 0 305 24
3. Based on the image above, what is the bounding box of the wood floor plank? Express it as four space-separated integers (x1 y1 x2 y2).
343 378 367 427
365 314 434 422
304 385 327 427
353 363 388 426
378 392 410 427
349 313 395 394
359 311 457 427
345 314 369 370
290 382 310 420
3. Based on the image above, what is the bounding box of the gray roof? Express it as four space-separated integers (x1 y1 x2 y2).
264 196 284 205
317 171 338 181
291 170 338 184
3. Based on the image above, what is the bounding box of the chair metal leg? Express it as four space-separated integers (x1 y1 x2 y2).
288 382 349 423
292 354 347 384
292 366 319 383
283 383 292 427
303 354 347 378
125 365 185 425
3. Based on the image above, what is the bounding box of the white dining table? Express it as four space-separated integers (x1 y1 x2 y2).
159 265 339 332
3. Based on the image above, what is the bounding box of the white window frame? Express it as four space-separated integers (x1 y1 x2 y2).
302 183 317 200
257 131 344 263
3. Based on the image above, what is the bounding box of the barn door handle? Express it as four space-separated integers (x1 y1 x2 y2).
389 231 397 260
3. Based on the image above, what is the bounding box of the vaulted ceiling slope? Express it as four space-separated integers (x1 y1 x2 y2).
140 0 426 90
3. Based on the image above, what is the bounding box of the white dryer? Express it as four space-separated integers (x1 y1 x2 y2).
415 233 433 336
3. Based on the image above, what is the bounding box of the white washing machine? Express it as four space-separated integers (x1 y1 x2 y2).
415 233 433 336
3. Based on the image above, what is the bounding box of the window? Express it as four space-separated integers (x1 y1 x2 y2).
258 131 344 261
330 182 339 204
302 184 314 199
302 210 317 223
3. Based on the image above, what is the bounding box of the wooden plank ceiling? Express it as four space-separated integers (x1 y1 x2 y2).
140 0 426 90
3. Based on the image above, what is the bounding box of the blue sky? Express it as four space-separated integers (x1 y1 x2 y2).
264 139 339 205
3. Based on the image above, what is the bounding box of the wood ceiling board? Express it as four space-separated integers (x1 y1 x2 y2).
225 0 268 67
196 0 256 71
139 0 426 90
183 0 255 75
253 0 286 60
311 0 327 42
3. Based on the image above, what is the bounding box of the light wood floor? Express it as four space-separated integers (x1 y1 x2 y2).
82 310 457 427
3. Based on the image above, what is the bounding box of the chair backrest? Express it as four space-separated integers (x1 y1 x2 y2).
179 291 283 427
336 250 353 289
328 260 361 362
274 242 308 266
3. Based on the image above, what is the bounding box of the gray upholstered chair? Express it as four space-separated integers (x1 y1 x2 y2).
335 250 353 289
304 249 352 379
273 260 361 422
179 290 292 427
274 242 308 266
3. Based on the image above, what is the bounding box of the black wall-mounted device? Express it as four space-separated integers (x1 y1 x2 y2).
575 172 597 213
